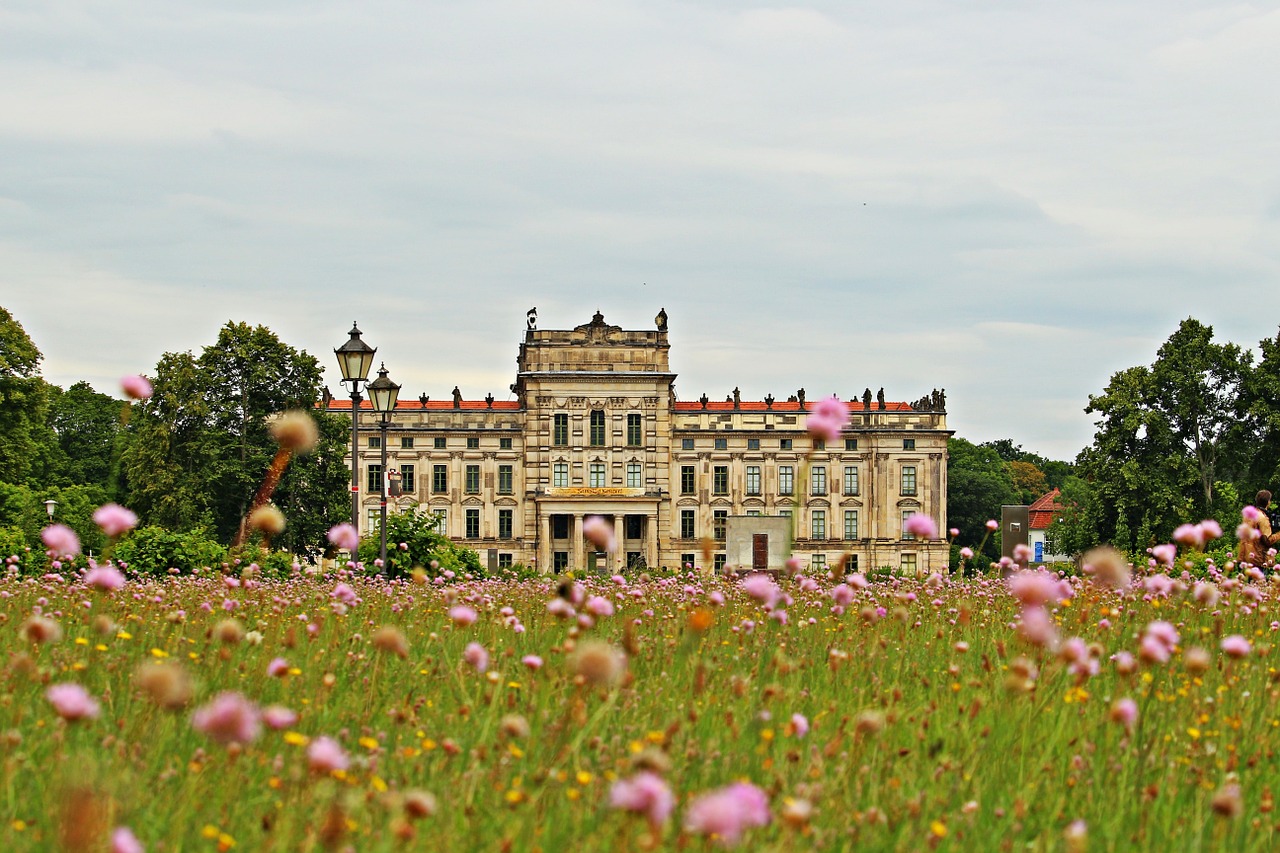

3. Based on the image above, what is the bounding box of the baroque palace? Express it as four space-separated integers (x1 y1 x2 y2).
326 310 951 575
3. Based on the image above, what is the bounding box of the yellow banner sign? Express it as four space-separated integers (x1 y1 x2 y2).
545 487 646 498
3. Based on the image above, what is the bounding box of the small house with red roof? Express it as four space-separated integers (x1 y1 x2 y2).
1027 488 1067 563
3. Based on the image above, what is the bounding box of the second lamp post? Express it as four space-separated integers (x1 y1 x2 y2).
367 363 401 570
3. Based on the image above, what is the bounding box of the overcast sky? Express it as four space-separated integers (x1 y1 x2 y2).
4 1 1279 460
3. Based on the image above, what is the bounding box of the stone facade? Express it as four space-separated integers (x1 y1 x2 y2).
326 311 951 575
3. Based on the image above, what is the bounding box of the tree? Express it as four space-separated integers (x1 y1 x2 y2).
947 437 1019 562
0 306 48 484
1238 327 1280 495
122 322 350 555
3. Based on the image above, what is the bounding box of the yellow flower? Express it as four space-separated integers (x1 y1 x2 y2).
283 731 309 746
150 648 168 658
358 736 379 750
931 821 948 838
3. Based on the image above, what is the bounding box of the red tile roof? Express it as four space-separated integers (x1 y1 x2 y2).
1028 488 1065 529
673 400 913 412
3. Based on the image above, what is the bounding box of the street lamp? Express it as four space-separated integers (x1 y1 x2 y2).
335 323 376 543
367 363 401 570
43 499 56 520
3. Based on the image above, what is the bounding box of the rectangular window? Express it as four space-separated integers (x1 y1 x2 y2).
400 464 415 494
811 554 826 572
681 465 695 494
844 510 859 540
779 466 794 496
553 462 568 488
901 553 918 575
498 509 513 539
552 515 569 539
713 553 727 572
813 438 825 451
627 413 642 446
810 466 827 496
747 438 760 450
433 437 446 449
778 509 792 519
465 464 480 494
843 466 859 496
627 463 643 488
498 465 513 495
400 436 414 449
500 437 513 450
590 410 605 446
811 510 826 540
714 437 727 451
902 510 916 540
681 553 696 569
368 436 381 449
432 509 447 535
903 438 916 450
901 466 917 496
845 438 858 451
432 464 447 494
553 414 569 446
713 510 727 542
746 510 761 516
590 463 606 488
465 509 480 538
682 438 695 450
746 466 761 496
367 508 380 534
713 466 729 495
466 436 479 449
553 551 569 572
780 438 793 451
680 510 696 539
367 464 382 494
498 553 513 568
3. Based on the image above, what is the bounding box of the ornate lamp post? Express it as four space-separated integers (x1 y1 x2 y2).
43 499 56 520
367 363 401 570
334 323 376 541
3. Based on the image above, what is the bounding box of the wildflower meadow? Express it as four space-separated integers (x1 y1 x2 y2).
5 527 1280 851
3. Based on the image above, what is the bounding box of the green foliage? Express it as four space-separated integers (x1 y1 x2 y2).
356 510 483 579
112 526 226 576
0 306 49 484
229 546 299 579
39 381 125 489
947 437 1018 561
0 525 42 573
121 322 348 554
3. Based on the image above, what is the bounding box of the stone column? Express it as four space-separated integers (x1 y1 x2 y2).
646 511 658 570
539 511 552 575
610 513 619 574
572 514 585 573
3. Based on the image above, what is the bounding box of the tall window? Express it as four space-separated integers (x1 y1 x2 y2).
844 510 859 540
498 465 513 495
779 466 794 496
498 509 513 539
465 464 480 494
465 508 480 538
627 463 643 488
553 462 568 488
367 464 382 494
432 509 447 534
627 413 642 446
589 462 606 487
681 465 695 494
713 554 727 573
713 510 727 542
901 553 918 575
902 510 916 540
432 464 447 493
843 466 859 496
680 510 696 539
746 466 761 496
553 414 569 446
401 464 415 494
811 554 826 572
810 466 827 496
713 466 729 495
811 510 826 540
589 410 605 446
901 466 917 496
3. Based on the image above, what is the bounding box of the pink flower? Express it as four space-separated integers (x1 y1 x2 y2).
41 524 81 557
790 713 810 738
959 547 975 560
1017 606 1058 649
986 519 999 531
93 504 138 538
585 596 615 617
464 642 489 672
267 657 290 678
1008 571 1062 607
583 516 617 553
1173 524 1204 548
830 584 855 607
1110 697 1138 731
741 573 779 607
1144 620 1180 650
903 513 939 540
327 523 359 551
1243 505 1264 523
1150 544 1176 567
806 395 849 442
1200 520 1223 541
46 683 100 721
84 565 126 592
307 736 349 773
1221 635 1251 658
192 692 261 745
522 655 544 670
111 826 145 853
449 605 478 626
262 705 298 730
1013 543 1033 564
120 375 153 400
332 583 357 605
609 771 675 827
685 782 771 846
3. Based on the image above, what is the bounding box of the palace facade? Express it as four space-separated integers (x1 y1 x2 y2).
326 311 951 575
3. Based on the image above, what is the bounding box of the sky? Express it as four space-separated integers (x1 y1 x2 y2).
3 1 1279 461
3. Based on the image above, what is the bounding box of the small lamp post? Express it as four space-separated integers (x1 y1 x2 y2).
43 499 57 520
367 363 401 570
335 323 376 542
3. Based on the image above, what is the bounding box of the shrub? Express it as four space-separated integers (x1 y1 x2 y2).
228 546 299 579
112 526 226 576
357 511 483 579
0 525 43 574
